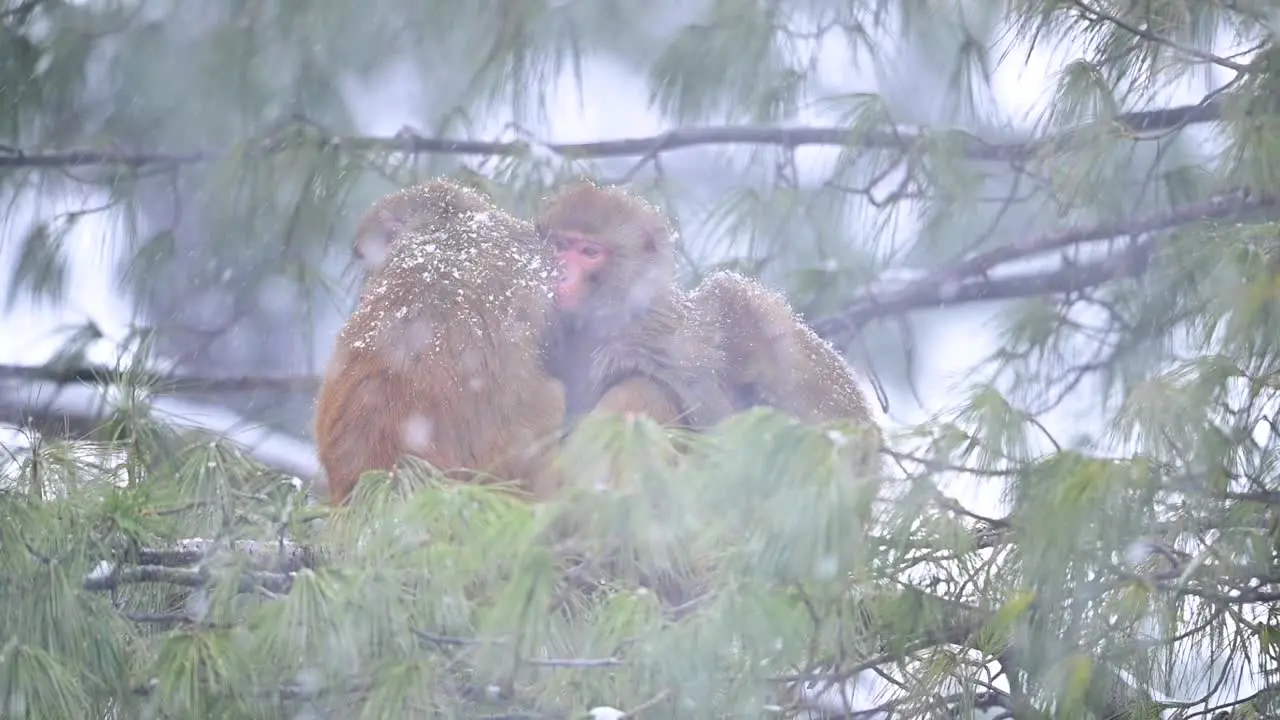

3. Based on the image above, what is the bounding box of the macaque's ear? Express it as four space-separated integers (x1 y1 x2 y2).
353 227 395 273
353 229 391 271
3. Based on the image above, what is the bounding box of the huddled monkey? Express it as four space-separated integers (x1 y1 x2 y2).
538 181 737 429
690 269 877 426
313 179 565 506
538 180 878 439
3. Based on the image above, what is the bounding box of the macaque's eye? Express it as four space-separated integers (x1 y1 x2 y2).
581 244 602 259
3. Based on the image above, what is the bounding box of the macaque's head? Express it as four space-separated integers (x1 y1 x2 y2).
353 180 493 274
537 181 675 321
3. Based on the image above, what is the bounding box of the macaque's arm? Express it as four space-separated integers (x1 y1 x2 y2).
591 375 683 426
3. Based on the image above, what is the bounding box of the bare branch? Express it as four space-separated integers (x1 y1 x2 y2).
0 102 1227 170
813 191 1274 336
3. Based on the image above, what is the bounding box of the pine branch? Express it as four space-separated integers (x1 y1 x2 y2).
1069 0 1251 72
87 532 1157 719
777 589 1159 720
0 375 321 478
0 101 1225 170
0 362 318 395
813 190 1275 336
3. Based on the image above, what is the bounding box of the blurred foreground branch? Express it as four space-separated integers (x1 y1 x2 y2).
80 532 1155 720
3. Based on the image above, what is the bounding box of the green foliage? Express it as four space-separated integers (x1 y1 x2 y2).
0 408 899 717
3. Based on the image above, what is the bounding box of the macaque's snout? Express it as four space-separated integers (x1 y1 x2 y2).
554 262 587 311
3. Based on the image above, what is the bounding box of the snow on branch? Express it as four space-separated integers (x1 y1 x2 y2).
0 374 321 478
82 537 314 594
83 564 293 594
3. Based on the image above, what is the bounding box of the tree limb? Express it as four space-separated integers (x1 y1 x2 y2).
779 588 1160 720
82 564 293 594
132 538 316 571
0 363 318 395
0 101 1227 170
813 190 1274 336
0 377 321 479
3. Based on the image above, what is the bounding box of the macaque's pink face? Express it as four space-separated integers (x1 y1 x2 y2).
550 232 610 311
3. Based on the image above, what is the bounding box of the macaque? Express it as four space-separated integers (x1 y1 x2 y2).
539 182 879 609
350 183 444 274
540 180 880 450
537 180 736 429
690 268 883 472
689 270 878 427
314 179 565 506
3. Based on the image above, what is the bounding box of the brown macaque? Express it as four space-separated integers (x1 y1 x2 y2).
690 269 883 470
538 182 879 610
540 180 880 452
689 270 877 426
350 185 436 274
314 179 565 506
537 180 736 429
